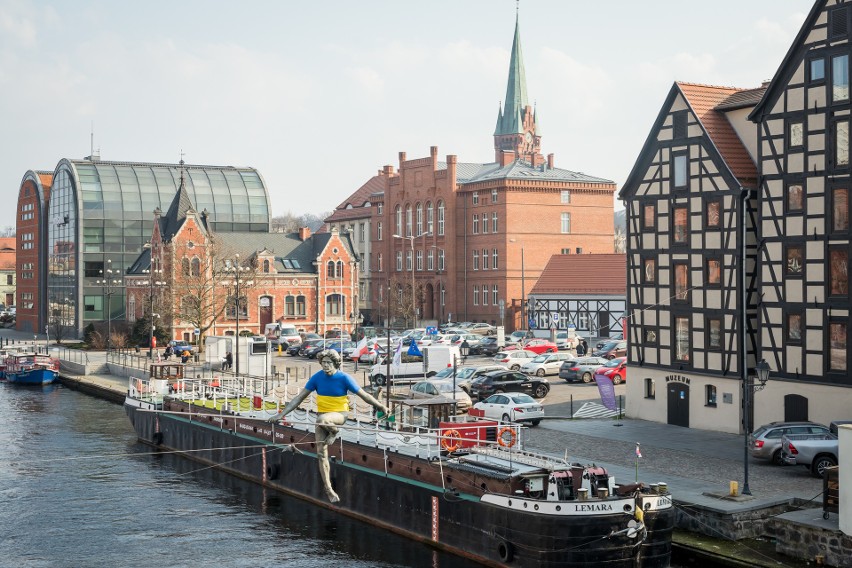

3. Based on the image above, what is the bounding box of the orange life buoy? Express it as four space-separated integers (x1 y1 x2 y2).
441 429 462 453
498 426 517 448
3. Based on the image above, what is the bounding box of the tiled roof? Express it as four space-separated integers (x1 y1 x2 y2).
530 254 626 295
714 86 767 111
443 160 614 185
677 82 758 184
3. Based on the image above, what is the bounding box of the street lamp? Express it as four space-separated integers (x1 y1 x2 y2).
141 268 166 358
96 259 123 352
510 239 526 331
225 254 251 376
393 233 432 328
743 359 770 495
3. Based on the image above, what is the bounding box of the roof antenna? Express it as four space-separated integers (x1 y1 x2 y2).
179 149 186 188
90 121 94 158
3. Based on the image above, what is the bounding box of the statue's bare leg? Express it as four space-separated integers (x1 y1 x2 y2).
316 413 345 502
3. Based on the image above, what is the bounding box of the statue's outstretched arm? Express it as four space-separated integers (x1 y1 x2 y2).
355 389 389 415
267 388 311 422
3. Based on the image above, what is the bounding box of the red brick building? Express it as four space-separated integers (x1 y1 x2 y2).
125 175 359 346
333 16 617 330
15 171 52 333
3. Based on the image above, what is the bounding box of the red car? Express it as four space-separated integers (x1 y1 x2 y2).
508 338 558 355
594 357 627 385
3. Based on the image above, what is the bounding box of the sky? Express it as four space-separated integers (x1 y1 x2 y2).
0 0 812 232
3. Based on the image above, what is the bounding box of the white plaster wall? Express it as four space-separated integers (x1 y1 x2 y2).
752 382 852 429
839 425 851 535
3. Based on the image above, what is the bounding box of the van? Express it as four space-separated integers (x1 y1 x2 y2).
264 323 301 347
369 345 459 386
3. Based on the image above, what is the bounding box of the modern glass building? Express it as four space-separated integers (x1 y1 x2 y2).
44 158 271 337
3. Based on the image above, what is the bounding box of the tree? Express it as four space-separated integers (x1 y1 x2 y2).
383 275 427 329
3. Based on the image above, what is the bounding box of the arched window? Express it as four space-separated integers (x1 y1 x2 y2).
336 260 344 278
263 259 270 273
327 260 335 278
191 257 201 277
426 201 434 234
377 221 383 241
296 295 306 315
285 295 295 316
405 204 413 237
416 203 423 235
325 293 344 316
437 201 445 235
128 295 136 322
182 258 190 276
395 205 402 236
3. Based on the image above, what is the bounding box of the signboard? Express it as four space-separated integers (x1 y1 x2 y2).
550 312 559 328
595 374 617 411
498 299 505 319
528 317 536 329
425 326 437 335
194 328 200 336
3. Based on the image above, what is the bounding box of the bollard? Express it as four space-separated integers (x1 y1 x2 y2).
577 488 588 500
729 480 739 496
657 482 667 494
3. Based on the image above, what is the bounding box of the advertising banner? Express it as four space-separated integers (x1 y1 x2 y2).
595 374 617 411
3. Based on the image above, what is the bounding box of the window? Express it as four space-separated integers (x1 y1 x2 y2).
377 253 383 272
706 199 720 229
829 321 847 371
707 317 722 350
832 53 849 102
493 249 498 269
787 183 804 212
285 295 295 316
377 203 383 215
359 223 365 242
482 284 488 305
437 201 445 235
182 257 190 276
810 58 826 82
427 249 434 271
377 221 383 240
438 249 445 270
561 190 571 204
473 250 479 270
789 121 804 148
405 205 413 236
327 261 336 278
673 153 687 189
834 118 850 168
440 284 445 306
416 203 423 236
674 316 690 362
472 191 479 205
786 245 804 275
672 111 687 139
263 259 270 273
832 188 849 232
830 248 849 296
473 285 479 306
492 285 498 305
482 213 488 233
674 263 689 300
482 248 489 270
705 385 717 407
643 203 655 231
491 189 498 203
472 214 479 234
673 206 688 244
706 258 721 286
644 378 655 399
416 250 423 271
643 258 656 283
296 295 305 316
395 206 402 236
426 202 434 234
561 212 571 234
830 6 849 39
644 327 657 344
396 251 402 271
326 294 344 316
406 250 412 271
492 212 498 232
226 295 247 318
788 313 803 342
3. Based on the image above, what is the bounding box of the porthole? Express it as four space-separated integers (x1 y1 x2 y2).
508 500 513 506
623 504 632 512
388 461 393 469
534 504 539 511
416 467 422 475
362 455 368 462
446 476 453 484
480 483 487 491
523 502 528 508
555 505 561 511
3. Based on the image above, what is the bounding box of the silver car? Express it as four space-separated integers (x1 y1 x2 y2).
749 421 830 465
558 356 610 383
493 350 537 370
431 364 505 394
409 380 472 413
520 352 574 377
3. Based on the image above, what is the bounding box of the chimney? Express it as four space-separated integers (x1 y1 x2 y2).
547 153 554 169
382 165 394 176
299 227 311 241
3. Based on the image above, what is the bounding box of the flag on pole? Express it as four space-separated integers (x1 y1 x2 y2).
407 340 422 357
354 336 369 358
635 443 642 459
392 339 404 368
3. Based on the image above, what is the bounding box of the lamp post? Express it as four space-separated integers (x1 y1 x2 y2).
141 267 165 358
96 259 123 352
393 232 431 328
225 254 251 376
743 359 770 495
510 239 526 330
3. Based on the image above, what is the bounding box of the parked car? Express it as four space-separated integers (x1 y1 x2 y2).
430 364 505 394
749 421 831 465
505 330 532 345
449 334 482 350
555 331 578 350
470 369 550 400
326 340 355 355
493 350 538 370
298 339 325 358
467 323 497 335
558 356 610 383
409 380 472 413
473 336 501 356
516 338 558 355
781 433 838 477
520 352 575 377
593 357 627 384
593 340 627 359
595 334 623 350
169 340 194 355
324 329 351 340
472 393 544 425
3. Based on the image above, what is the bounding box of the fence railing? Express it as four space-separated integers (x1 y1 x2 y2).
35 345 90 365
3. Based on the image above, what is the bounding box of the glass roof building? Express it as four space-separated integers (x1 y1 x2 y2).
43 158 271 338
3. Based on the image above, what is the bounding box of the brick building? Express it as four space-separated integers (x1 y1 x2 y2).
0 237 17 309
125 174 359 347
15 171 52 332
331 15 617 330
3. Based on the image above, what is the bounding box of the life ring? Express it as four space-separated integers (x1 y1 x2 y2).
498 427 516 448
497 539 514 562
441 429 462 453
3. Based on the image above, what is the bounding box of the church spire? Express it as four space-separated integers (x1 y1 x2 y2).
494 14 528 136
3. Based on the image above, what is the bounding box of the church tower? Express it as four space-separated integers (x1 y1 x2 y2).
493 14 542 167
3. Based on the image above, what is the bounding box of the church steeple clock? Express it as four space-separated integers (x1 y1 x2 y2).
493 13 542 167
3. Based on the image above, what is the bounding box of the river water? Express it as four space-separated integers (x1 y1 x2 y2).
0 384 472 568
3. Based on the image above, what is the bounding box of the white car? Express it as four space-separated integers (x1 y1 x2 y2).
472 393 544 425
493 350 538 370
409 380 472 412
467 323 496 335
520 352 575 377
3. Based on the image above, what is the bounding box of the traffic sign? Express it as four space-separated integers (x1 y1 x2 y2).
194 328 200 335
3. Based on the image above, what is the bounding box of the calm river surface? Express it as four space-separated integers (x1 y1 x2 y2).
0 383 472 568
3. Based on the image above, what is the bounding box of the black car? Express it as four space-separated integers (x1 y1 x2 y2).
287 342 304 356
595 335 623 350
298 339 325 358
469 370 550 400
474 336 501 356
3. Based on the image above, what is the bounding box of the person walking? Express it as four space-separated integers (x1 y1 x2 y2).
577 338 588 356
224 351 233 371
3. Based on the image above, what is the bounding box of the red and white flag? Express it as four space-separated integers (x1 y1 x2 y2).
354 336 369 358
635 443 642 459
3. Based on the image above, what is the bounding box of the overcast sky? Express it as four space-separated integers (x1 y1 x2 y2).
0 0 810 231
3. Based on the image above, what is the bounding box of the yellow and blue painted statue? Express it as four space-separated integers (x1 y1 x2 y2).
267 349 388 502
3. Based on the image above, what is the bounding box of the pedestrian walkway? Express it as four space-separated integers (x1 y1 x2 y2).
571 401 620 419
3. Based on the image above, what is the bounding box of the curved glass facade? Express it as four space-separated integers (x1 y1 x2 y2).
46 160 271 336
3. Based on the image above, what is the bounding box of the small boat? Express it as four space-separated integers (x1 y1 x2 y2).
4 352 60 385
124 371 674 567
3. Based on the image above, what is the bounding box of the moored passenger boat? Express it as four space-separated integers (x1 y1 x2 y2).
124 370 673 567
4 352 60 385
